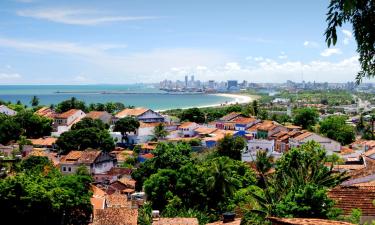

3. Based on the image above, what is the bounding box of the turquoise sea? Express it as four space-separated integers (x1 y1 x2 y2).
0 85 233 111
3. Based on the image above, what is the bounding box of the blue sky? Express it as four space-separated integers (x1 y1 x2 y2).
0 0 364 84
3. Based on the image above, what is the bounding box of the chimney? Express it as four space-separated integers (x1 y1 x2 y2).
152 210 160 221
222 212 235 223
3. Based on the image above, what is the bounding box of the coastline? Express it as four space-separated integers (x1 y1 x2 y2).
157 93 256 112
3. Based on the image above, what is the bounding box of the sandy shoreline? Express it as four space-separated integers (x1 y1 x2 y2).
157 93 255 112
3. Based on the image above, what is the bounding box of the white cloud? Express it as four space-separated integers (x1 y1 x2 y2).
225 62 241 71
320 48 342 57
303 41 319 48
0 73 21 79
17 8 159 25
0 38 127 56
342 29 353 45
278 51 288 59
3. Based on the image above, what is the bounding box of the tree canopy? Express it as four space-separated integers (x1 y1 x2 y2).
114 116 140 144
216 134 246 160
325 0 374 83
319 115 355 145
0 156 93 225
293 108 319 130
180 107 205 123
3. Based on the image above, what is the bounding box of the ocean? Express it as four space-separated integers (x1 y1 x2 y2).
0 85 233 111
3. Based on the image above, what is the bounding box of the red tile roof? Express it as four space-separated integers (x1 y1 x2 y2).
115 108 148 118
293 132 313 141
93 208 138 225
179 122 198 129
220 112 242 121
329 185 375 216
56 109 82 119
231 117 256 124
153 218 199 225
86 111 108 120
267 217 354 225
29 137 57 146
206 218 241 225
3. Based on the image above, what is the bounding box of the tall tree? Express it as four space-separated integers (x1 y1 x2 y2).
293 108 319 130
180 107 205 123
113 117 140 144
30 96 39 107
325 0 375 83
319 115 355 145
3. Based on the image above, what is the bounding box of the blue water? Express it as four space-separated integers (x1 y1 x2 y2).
0 85 232 111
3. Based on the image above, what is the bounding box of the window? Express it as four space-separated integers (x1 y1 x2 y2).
63 167 66 171
68 167 71 172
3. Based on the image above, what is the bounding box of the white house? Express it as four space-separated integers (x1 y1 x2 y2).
289 132 341 154
178 122 199 137
60 150 116 175
52 109 86 136
242 139 275 162
111 122 159 144
114 108 164 123
0 105 16 116
85 111 112 124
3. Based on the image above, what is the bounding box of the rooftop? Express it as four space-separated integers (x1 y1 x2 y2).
29 137 57 146
93 207 138 225
56 109 82 119
86 111 109 120
115 108 149 118
179 122 198 129
267 217 354 225
152 218 199 225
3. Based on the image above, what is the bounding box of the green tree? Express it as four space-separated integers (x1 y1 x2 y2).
293 108 319 129
0 116 22 144
217 134 246 160
319 115 355 145
71 117 107 130
0 156 93 225
114 117 140 144
30 95 40 107
138 202 153 225
180 107 205 123
14 110 53 138
153 123 168 140
252 100 259 116
325 0 375 83
56 128 114 154
56 97 87 113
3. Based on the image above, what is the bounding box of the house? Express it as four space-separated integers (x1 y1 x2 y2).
35 107 57 119
93 167 132 183
59 150 116 175
215 112 244 130
202 130 235 148
329 157 375 223
114 108 164 123
52 109 86 136
256 121 287 139
232 117 259 131
207 218 241 225
178 122 199 137
28 137 57 149
242 139 276 162
271 130 303 153
86 111 112 124
0 105 16 116
153 218 199 225
194 127 218 137
289 132 341 154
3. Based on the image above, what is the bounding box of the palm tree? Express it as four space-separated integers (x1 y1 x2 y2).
153 123 168 140
205 157 240 201
30 96 39 107
254 150 273 188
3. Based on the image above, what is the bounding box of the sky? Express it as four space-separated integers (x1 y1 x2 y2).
0 0 367 84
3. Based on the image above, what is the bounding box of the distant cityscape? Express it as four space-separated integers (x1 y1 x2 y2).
159 75 375 93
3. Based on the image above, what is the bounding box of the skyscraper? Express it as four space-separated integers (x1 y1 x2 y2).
185 75 188 87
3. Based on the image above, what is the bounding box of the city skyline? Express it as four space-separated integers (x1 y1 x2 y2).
0 0 366 84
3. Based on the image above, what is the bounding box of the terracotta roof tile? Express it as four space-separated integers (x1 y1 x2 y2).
56 109 82 119
219 112 242 121
105 193 129 208
86 111 108 120
91 197 106 210
29 137 57 146
153 218 199 225
93 208 138 225
115 108 148 118
179 122 198 129
267 217 354 225
194 127 218 135
206 218 241 225
293 132 313 141
231 117 256 124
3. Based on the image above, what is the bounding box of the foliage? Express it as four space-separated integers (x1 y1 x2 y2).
319 115 355 145
56 97 87 113
31 95 40 107
216 134 246 160
153 123 168 140
325 0 375 83
248 142 348 219
56 127 114 154
14 110 53 138
293 107 319 129
180 107 205 123
71 117 108 130
114 116 140 144
0 115 22 144
0 156 93 225
138 202 153 225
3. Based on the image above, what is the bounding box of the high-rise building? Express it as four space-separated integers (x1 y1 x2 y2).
227 80 238 89
191 75 194 82
208 80 215 89
185 75 188 87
